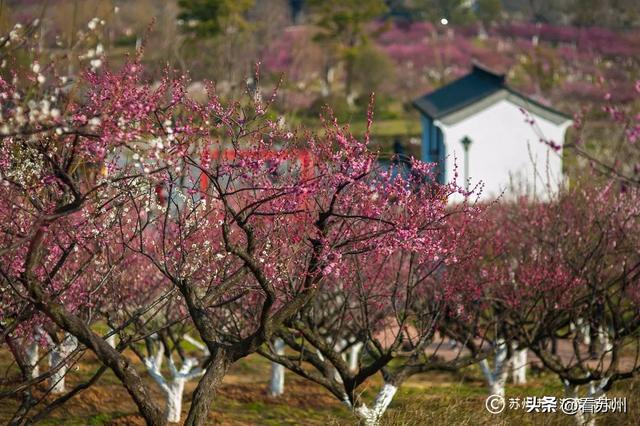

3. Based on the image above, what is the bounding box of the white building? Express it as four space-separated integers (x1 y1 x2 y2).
413 64 572 200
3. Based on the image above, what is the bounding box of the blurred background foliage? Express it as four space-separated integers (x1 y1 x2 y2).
1 0 639 171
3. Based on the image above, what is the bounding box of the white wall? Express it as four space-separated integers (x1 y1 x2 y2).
439 99 570 201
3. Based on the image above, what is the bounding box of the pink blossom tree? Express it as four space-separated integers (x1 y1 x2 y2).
504 187 640 425
256 162 487 425
0 23 198 423
123 97 488 424
0 23 486 425
453 187 640 423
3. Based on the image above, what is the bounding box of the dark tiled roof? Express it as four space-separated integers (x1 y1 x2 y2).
412 65 505 119
412 64 570 123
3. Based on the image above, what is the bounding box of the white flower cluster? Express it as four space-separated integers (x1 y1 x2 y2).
87 18 105 31
31 62 46 84
3 144 45 185
27 99 60 124
79 43 104 70
0 23 24 47
0 93 61 134
164 120 176 142
88 117 101 130
149 137 167 151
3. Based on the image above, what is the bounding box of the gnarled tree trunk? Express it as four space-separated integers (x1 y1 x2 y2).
23 229 167 424
183 350 230 426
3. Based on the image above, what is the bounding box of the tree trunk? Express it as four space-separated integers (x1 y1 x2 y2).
48 334 77 394
511 344 527 385
26 340 39 379
106 329 116 348
6 335 37 426
183 351 230 426
488 380 506 397
348 342 363 372
144 345 204 424
23 211 166 424
563 382 592 426
354 382 398 426
480 338 510 396
597 326 612 353
576 318 591 345
183 335 210 357
268 338 285 397
321 64 334 97
344 50 355 103
28 287 167 424
166 382 185 423
562 377 609 426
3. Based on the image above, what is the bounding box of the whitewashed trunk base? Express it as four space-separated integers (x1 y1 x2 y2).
355 383 398 426
166 380 186 423
480 338 510 397
106 333 116 348
575 318 591 346
143 339 205 424
26 341 39 379
48 335 78 394
597 326 612 353
348 342 363 372
563 378 609 426
511 346 527 385
268 338 285 397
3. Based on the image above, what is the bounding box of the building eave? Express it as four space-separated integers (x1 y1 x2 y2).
434 89 572 127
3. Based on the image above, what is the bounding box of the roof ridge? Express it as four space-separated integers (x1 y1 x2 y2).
471 61 506 83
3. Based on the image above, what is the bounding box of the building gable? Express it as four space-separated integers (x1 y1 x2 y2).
437 89 572 126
